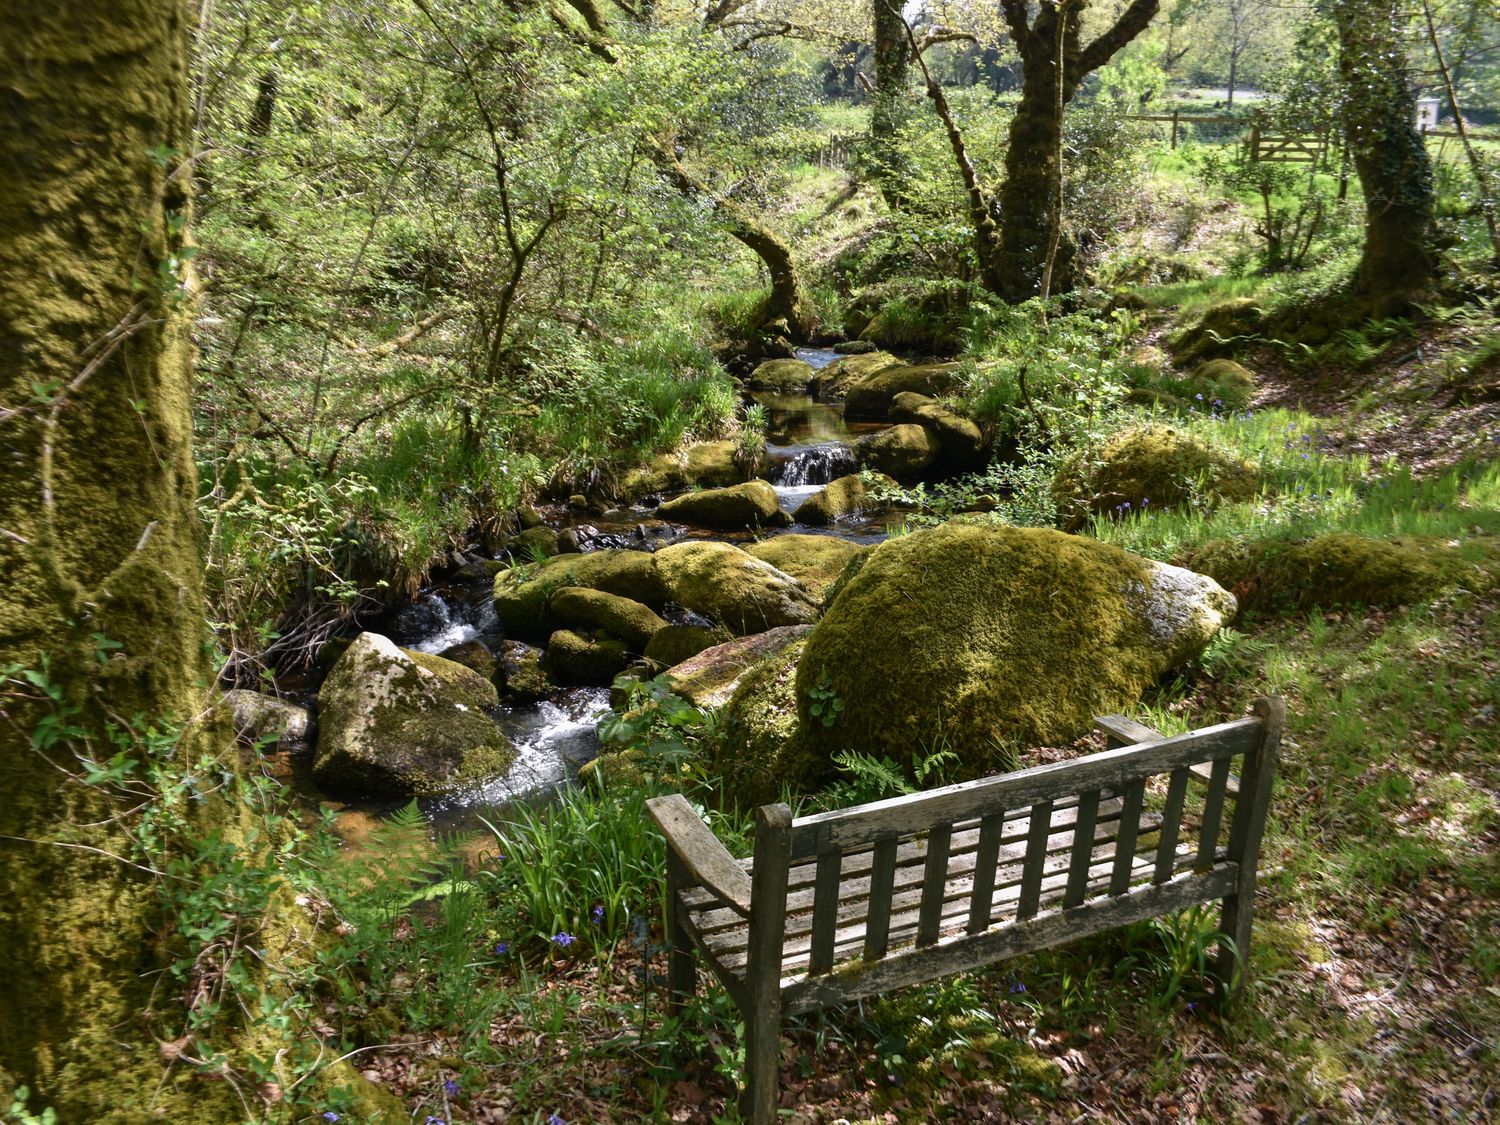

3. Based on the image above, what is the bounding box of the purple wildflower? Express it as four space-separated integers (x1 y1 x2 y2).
591 905 605 925
426 1117 445 1125
323 1115 340 1123
553 931 575 947
547 1115 567 1125
443 1079 459 1096
493 940 509 955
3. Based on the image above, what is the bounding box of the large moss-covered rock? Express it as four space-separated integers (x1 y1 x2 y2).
223 689 311 752
1051 424 1261 532
844 363 961 421
505 525 559 559
1184 532 1492 612
1191 359 1256 408
1169 298 1265 363
748 358 814 393
550 586 667 652
809 350 904 400
620 440 746 500
654 540 821 634
665 625 813 709
547 628 630 685
795 525 1235 772
658 480 793 530
746 535 869 599
643 624 733 667
493 549 667 643
713 637 818 807
438 640 498 682
855 424 939 483
889 391 987 469
314 632 515 795
792 472 895 527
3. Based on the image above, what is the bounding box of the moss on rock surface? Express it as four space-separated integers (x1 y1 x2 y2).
643 624 732 667
748 357 815 393
654 540 821 634
844 363 961 421
547 627 631 685
1051 424 1261 532
620 439 746 500
855 423 940 482
1169 298 1264 363
795 524 1235 773
809 350 904 399
746 535 868 599
714 637 820 807
550 586 667 651
657 480 793 530
314 633 516 795
494 549 667 643
792 472 894 527
889 391 987 469
665 624 813 709
1185 533 1492 611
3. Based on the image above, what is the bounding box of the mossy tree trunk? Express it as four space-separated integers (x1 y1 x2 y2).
992 0 1159 302
0 2 226 1118
869 0 912 207
1329 0 1438 312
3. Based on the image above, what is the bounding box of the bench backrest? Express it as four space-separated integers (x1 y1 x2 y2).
749 698 1282 1006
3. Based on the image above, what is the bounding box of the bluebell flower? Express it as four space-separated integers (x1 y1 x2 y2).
547 1115 567 1125
553 932 575 947
443 1079 459 1096
591 905 605 925
322 1115 340 1123
493 940 509 955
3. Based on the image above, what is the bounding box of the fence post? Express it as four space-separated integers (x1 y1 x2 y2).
1248 122 1261 163
1171 108 1179 149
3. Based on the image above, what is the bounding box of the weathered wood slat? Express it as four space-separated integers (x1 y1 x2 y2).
917 824 952 946
1197 755 1232 868
1064 790 1101 908
1155 767 1189 884
1110 779 1146 897
1094 714 1240 797
790 719 1259 854
780 867 1241 1015
967 812 1005 934
647 793 753 915
808 851 841 975
1018 798 1053 921
864 836 898 960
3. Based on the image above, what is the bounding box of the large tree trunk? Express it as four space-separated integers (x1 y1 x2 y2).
869 0 912 207
1330 0 1437 311
0 2 224 1117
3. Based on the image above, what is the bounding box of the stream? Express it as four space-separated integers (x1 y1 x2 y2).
310 346 898 833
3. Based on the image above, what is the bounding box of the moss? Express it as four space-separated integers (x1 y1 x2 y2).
1051 424 1262 532
1184 533 1492 612
745 535 868 599
843 363 961 421
1192 358 1256 404
435 640 498 681
889 392 987 469
844 279 983 355
855 423 939 483
792 472 894 527
657 480 793 531
505 525 559 558
619 439 746 500
808 350 904 400
643 624 732 667
501 641 555 704
653 541 820 634
747 358 814 393
796 524 1234 773
546 628 630 685
550 586 667 652
714 637 820 807
1168 297 1265 363
665 625 812 709
493 549 667 643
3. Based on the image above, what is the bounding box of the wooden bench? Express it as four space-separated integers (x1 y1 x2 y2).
646 697 1284 1124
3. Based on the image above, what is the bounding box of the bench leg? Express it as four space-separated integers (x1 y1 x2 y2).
664 851 697 1015
1215 892 1251 997
741 992 782 1125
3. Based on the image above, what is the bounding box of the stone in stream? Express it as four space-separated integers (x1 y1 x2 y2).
653 541 821 635
546 628 630 686
438 639 498 683
711 635 813 808
619 439 747 501
663 625 813 709
657 480 793 531
842 362 961 422
745 535 868 601
793 524 1237 778
549 586 667 652
854 423 939 483
313 632 516 796
499 639 553 704
889 391 988 470
643 623 732 668
505 525 559 558
222 689 312 752
792 472 896 527
493 549 668 644
808 350 904 400
747 357 815 393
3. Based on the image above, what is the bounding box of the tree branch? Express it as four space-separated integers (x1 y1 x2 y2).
1078 0 1160 77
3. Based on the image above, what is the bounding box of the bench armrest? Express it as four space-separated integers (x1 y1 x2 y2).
647 793 753 916
1095 714 1240 797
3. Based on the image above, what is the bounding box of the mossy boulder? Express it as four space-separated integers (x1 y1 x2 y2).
1191 359 1256 407
792 471 896 527
746 535 869 599
657 480 794 530
620 440 746 500
549 586 667 652
855 424 940 483
437 640 497 682
506 525 559 559
664 625 813 709
1051 424 1261 532
547 628 630 686
1169 298 1265 363
493 549 667 643
499 640 553 704
223 689 311 752
643 624 733 667
1184 533 1491 612
844 363 961 422
795 525 1236 773
314 632 516 795
809 350 904 400
654 540 821 634
889 391 987 469
713 637 818 807
748 358 815 393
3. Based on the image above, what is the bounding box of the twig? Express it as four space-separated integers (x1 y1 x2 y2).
0 833 167 877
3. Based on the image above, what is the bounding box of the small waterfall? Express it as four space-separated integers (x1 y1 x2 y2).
773 443 856 487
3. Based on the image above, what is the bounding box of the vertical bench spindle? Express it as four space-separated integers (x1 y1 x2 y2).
1017 799 1054 920
917 824 953 946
